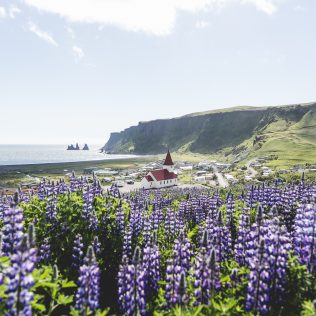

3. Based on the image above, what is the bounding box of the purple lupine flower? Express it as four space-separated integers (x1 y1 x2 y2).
0 233 4 286
82 187 99 232
2 208 24 256
235 213 250 266
92 236 101 257
150 206 163 231
165 231 191 306
118 247 146 316
193 234 221 307
129 206 143 238
229 268 239 288
118 256 131 314
109 184 121 198
245 239 270 315
39 237 51 264
115 208 125 235
143 232 160 298
122 225 133 259
173 231 192 272
267 221 291 303
165 257 178 306
75 246 100 315
164 208 176 242
245 205 269 267
45 196 57 223
0 197 9 221
194 203 206 224
72 234 84 270
294 202 316 270
176 272 189 306
212 211 232 262
142 215 152 246
226 191 235 222
6 224 37 316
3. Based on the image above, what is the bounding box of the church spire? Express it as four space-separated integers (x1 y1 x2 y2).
163 150 174 166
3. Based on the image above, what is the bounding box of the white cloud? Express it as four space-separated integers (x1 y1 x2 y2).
242 0 277 15
23 0 284 35
0 6 6 18
294 4 305 11
28 21 58 46
9 5 21 18
196 20 210 29
72 46 84 61
65 25 75 38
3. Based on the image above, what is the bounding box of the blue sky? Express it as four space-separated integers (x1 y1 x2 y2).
0 0 315 145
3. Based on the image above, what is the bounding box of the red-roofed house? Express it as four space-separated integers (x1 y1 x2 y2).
141 150 178 189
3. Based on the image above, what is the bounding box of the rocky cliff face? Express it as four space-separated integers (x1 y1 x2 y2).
103 103 316 155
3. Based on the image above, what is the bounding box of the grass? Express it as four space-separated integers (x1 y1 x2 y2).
183 105 266 117
2 106 316 188
0 156 157 187
232 109 316 169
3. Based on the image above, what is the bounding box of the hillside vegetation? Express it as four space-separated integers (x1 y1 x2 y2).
103 102 316 168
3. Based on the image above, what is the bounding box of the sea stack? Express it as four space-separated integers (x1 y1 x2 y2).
83 144 89 150
67 143 81 150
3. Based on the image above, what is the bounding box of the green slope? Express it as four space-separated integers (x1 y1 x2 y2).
103 102 316 168
237 109 316 168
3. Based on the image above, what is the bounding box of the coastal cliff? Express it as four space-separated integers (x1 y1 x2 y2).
103 102 316 156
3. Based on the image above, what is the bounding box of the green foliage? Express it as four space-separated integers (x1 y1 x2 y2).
301 300 316 316
2 181 316 315
282 254 316 316
31 265 76 315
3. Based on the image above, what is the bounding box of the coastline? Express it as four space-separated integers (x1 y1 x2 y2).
0 156 156 174
0 156 157 190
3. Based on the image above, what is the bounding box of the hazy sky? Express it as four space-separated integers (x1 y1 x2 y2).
0 0 315 145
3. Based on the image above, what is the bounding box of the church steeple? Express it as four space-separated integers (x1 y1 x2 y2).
163 150 174 166
163 150 174 172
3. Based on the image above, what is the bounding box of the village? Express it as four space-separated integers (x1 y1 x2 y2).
68 151 315 192
2 150 315 196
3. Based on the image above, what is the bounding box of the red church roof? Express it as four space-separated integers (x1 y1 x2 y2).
150 169 177 181
163 150 174 166
145 175 154 182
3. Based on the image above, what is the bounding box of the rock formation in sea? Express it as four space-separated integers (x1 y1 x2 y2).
67 143 81 150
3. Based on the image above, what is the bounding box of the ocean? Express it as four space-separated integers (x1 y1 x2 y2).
0 145 136 166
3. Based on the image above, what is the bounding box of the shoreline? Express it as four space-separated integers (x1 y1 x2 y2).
0 157 158 191
0 156 156 175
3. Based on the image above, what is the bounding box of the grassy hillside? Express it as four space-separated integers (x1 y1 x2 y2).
103 102 316 168
225 108 316 168
182 105 266 117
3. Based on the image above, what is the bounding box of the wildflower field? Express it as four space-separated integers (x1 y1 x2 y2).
1 174 316 315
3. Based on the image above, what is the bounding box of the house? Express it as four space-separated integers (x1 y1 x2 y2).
83 167 99 175
225 174 237 182
196 170 207 176
194 176 206 183
141 150 178 189
180 165 193 171
94 169 118 176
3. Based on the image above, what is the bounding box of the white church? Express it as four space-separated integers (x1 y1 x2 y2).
141 150 178 189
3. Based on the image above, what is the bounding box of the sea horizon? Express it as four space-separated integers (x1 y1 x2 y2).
0 144 137 166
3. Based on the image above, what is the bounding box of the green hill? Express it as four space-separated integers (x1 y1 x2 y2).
103 102 316 167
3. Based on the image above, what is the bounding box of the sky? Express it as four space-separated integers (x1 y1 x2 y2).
0 0 315 145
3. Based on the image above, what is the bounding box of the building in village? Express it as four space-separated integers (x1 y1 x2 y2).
141 150 178 189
